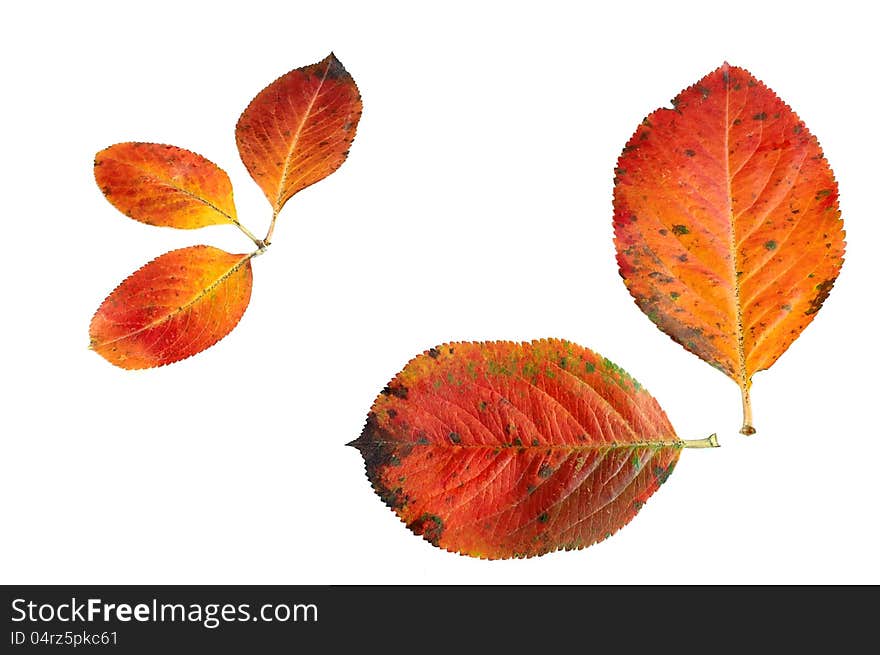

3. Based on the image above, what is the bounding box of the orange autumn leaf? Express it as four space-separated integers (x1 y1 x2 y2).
90 246 254 369
613 63 845 435
350 339 716 559
236 53 362 218
95 143 238 229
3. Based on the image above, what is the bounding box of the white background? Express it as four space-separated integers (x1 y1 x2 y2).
2 0 877 584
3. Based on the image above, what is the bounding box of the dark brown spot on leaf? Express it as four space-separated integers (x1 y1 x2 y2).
381 384 409 399
409 513 444 546
805 279 835 316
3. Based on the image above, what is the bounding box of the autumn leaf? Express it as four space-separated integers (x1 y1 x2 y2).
613 63 845 435
90 246 254 369
235 53 362 224
350 339 717 559
95 143 239 229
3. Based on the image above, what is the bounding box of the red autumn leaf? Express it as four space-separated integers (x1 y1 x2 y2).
235 52 362 218
613 63 845 434
89 246 254 369
350 339 716 559
94 143 238 229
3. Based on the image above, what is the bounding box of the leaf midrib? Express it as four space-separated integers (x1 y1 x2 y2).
724 68 749 389
363 440 683 451
272 59 333 215
113 158 236 223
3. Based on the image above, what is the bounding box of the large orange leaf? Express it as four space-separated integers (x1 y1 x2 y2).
94 143 238 229
613 63 845 434
350 339 716 559
235 53 362 219
89 246 254 369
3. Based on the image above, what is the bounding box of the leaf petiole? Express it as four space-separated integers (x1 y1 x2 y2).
232 219 265 249
263 211 280 247
682 434 719 449
739 383 755 436
250 243 270 258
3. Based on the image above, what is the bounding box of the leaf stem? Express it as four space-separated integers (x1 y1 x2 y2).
233 219 265 249
682 434 719 449
263 211 280 246
739 380 755 435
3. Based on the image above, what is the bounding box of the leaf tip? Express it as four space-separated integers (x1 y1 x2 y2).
323 51 350 80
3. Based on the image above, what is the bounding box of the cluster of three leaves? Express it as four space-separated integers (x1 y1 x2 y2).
90 54 362 369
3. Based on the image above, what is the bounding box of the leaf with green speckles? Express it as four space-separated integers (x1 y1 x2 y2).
613 62 845 435
350 339 717 560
